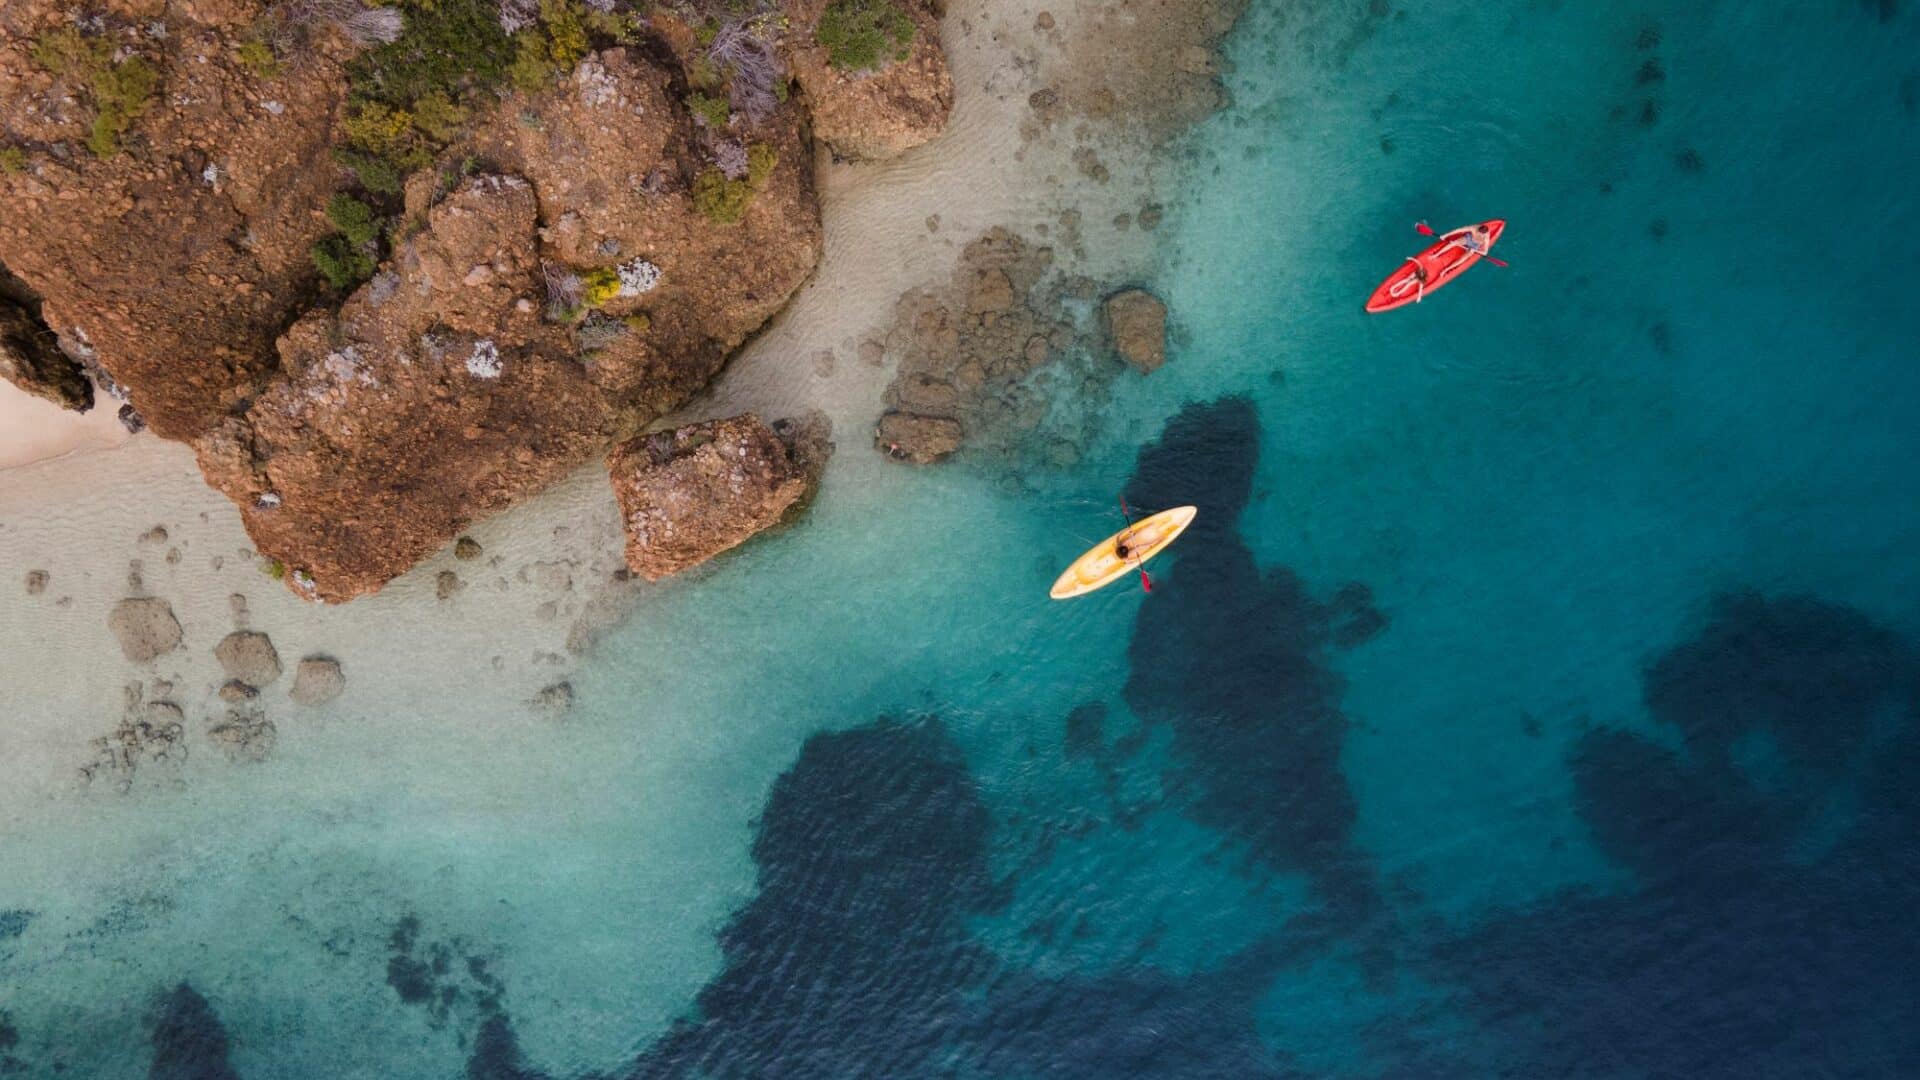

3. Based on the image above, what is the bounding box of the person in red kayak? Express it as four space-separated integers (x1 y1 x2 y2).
1449 223 1493 256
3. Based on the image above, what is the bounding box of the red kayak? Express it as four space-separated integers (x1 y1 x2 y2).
1365 219 1505 313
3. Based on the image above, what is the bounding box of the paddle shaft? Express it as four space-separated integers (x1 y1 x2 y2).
1117 496 1154 592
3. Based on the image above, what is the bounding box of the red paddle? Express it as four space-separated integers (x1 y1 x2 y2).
1416 221 1508 268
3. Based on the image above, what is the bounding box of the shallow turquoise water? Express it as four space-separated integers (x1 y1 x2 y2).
6 1 1920 1076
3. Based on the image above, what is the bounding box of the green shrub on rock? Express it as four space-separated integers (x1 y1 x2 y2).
235 38 281 79
326 194 381 246
31 27 158 158
692 143 778 225
816 0 915 73
311 234 375 291
86 56 157 158
687 92 731 130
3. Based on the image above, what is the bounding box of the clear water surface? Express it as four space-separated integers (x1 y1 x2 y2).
4 1 1920 1076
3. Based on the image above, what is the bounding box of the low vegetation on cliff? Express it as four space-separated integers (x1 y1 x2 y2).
816 0 916 72
28 25 157 158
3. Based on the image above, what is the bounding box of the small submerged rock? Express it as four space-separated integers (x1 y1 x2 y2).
876 412 964 464
214 631 282 687
217 681 258 704
530 681 574 716
207 710 276 763
25 570 48 596
1103 288 1169 373
606 412 831 581
107 597 183 663
454 536 483 561
290 657 345 706
436 571 464 601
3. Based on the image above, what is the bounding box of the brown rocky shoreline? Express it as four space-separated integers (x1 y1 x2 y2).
0 0 952 600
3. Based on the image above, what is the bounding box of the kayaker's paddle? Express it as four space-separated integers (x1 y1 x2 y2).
1416 221 1508 267
1117 495 1153 594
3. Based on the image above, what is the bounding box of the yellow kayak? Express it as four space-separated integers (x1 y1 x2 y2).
1049 506 1197 600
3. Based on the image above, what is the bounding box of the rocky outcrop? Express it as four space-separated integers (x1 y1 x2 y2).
781 0 954 160
608 412 831 581
107 597 182 662
189 47 823 602
0 2 351 439
1032 0 1248 142
1103 287 1167 372
290 657 345 706
192 174 617 602
214 630 282 687
4 0 946 602
876 411 964 464
0 297 91 412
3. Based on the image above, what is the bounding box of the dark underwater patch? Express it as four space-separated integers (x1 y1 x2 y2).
470 711 1311 1079
631 717 1003 1079
968 949 1296 1079
1427 593 1920 1075
1644 591 1905 775
466 1013 552 1080
1122 398 1384 923
0 911 29 941
149 983 242 1080
387 914 503 1026
1062 701 1107 760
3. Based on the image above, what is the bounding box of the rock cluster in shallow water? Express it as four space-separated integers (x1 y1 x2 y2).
873 229 1172 467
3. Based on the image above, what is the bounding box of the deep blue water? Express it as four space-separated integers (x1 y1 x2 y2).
6 0 1920 1076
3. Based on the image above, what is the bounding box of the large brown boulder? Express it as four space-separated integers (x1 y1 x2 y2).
780 0 953 160
0 297 92 412
470 47 823 410
608 413 830 581
193 174 617 602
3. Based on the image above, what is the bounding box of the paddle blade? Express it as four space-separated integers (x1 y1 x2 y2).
1415 221 1436 236
1485 255 1509 268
